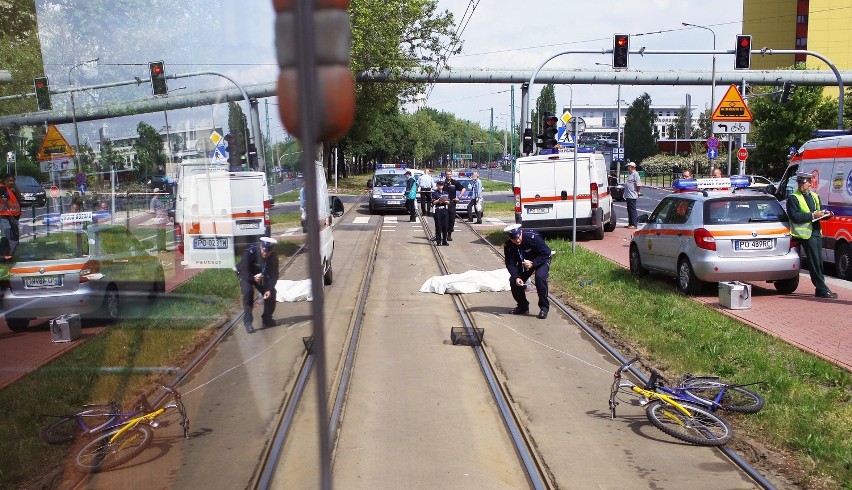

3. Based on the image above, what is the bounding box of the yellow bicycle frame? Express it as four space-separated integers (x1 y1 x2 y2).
627 384 693 417
108 407 166 443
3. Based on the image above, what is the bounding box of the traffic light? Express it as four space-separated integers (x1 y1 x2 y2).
735 35 752 70
780 80 795 104
522 128 533 154
612 34 629 69
33 77 51 111
149 61 168 96
470 139 474 148
537 114 559 150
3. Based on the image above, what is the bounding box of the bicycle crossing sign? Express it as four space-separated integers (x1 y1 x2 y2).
711 85 753 122
712 121 751 134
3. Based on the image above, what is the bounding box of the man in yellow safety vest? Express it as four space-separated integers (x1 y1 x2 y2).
786 172 837 299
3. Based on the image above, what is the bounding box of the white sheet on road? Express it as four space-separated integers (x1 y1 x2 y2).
275 279 313 302
419 268 511 294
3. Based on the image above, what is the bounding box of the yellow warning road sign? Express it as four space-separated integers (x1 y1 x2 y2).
36 125 76 161
711 84 753 122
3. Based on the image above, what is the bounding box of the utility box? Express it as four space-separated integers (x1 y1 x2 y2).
50 314 81 343
719 281 752 310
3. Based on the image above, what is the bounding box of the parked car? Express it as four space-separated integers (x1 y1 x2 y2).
2 224 166 332
14 175 47 207
629 179 800 295
743 174 774 191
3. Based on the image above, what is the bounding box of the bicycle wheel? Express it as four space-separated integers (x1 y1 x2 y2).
75 425 153 472
645 401 732 446
681 377 765 414
41 405 119 444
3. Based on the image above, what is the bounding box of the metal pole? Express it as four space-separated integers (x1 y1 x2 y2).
683 23 718 137
572 116 578 253
68 58 98 174
489 107 493 169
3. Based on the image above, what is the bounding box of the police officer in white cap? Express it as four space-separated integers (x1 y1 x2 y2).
238 236 280 332
787 171 837 299
503 224 552 319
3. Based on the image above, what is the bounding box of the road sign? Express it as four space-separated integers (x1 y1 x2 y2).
39 157 73 173
452 153 472 160
36 125 76 161
706 137 719 149
789 146 797 155
707 148 718 160
712 121 750 134
561 111 572 125
743 143 756 149
737 148 749 161
711 84 753 122
49 186 59 198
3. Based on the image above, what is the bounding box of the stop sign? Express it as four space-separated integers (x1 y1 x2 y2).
737 148 749 161
49 186 59 198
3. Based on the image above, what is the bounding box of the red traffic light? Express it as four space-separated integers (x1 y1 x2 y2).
739 37 750 48
616 36 628 47
36 81 45 89
544 116 558 127
151 65 163 74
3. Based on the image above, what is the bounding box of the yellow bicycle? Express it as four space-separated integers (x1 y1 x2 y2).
609 357 733 446
74 384 189 472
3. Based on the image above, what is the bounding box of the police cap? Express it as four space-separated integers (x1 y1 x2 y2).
795 172 813 183
504 223 523 238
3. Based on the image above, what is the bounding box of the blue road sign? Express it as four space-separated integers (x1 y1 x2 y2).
707 148 718 159
789 146 797 155
706 137 719 149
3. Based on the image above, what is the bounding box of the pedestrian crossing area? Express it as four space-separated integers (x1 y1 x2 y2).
275 216 510 236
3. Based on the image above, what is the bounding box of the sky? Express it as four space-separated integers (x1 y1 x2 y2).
426 0 745 129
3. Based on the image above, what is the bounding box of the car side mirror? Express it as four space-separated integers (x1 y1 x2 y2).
638 214 650 224
330 196 344 218
765 184 776 195
366 178 373 187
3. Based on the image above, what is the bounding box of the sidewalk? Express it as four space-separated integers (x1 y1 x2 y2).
578 224 852 372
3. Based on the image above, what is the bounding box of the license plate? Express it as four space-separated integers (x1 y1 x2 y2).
387 200 402 205
237 221 260 230
735 239 772 250
193 237 230 249
527 207 550 215
24 275 63 289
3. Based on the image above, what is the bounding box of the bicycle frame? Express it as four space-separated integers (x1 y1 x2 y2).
108 407 168 443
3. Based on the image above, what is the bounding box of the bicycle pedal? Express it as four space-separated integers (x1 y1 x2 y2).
150 421 160 428
638 398 650 407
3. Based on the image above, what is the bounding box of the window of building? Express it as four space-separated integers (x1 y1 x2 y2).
797 15 807 24
795 37 807 47
602 111 616 127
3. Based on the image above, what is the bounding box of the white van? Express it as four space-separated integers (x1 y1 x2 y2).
174 162 271 268
513 149 616 239
774 132 852 280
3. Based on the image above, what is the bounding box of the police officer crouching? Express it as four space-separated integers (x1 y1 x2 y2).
238 236 280 333
503 224 552 319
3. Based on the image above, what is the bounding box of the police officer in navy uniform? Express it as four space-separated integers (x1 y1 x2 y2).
442 169 466 241
503 224 552 319
431 180 449 245
238 236 280 332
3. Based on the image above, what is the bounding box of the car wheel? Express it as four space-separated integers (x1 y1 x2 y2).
604 205 616 232
629 244 648 277
5 317 30 332
836 243 851 281
149 271 166 300
773 275 799 294
323 261 333 285
99 287 120 323
677 257 703 295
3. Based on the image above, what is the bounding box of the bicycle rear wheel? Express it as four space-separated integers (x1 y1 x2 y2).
41 405 119 444
75 425 153 472
681 377 765 413
645 401 732 446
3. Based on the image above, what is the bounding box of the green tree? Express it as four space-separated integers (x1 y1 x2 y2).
666 106 692 140
695 108 712 140
534 84 557 135
133 122 165 181
99 137 118 171
0 0 45 116
623 93 657 163
227 102 249 167
748 84 836 177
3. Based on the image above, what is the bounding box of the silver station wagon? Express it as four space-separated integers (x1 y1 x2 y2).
629 178 801 295
2 224 165 332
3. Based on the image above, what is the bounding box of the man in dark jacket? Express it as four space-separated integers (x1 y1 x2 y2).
238 237 280 332
503 224 552 319
442 169 466 241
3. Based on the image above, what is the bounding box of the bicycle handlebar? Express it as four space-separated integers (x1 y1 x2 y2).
619 356 640 373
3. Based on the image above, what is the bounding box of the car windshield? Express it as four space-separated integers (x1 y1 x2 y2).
373 174 408 187
705 198 789 224
13 231 89 261
15 176 40 188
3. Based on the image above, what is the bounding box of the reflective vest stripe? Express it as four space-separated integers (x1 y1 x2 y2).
0 185 21 216
790 190 820 239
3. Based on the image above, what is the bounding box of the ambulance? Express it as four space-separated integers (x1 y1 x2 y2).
513 148 616 239
774 132 852 280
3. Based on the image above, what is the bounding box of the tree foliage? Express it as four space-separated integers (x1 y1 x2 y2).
624 93 657 163
133 122 165 179
534 84 557 134
747 83 836 177
666 106 692 140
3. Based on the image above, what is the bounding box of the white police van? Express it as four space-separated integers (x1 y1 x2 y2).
513 147 616 239
368 164 411 214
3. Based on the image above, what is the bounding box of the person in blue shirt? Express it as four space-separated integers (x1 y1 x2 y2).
503 224 552 319
466 171 484 224
404 170 418 222
431 180 449 245
237 237 280 332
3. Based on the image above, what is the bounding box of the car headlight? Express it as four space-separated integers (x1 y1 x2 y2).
372 194 382 199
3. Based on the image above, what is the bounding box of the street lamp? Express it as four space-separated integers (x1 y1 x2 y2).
682 22 716 134
68 57 98 174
